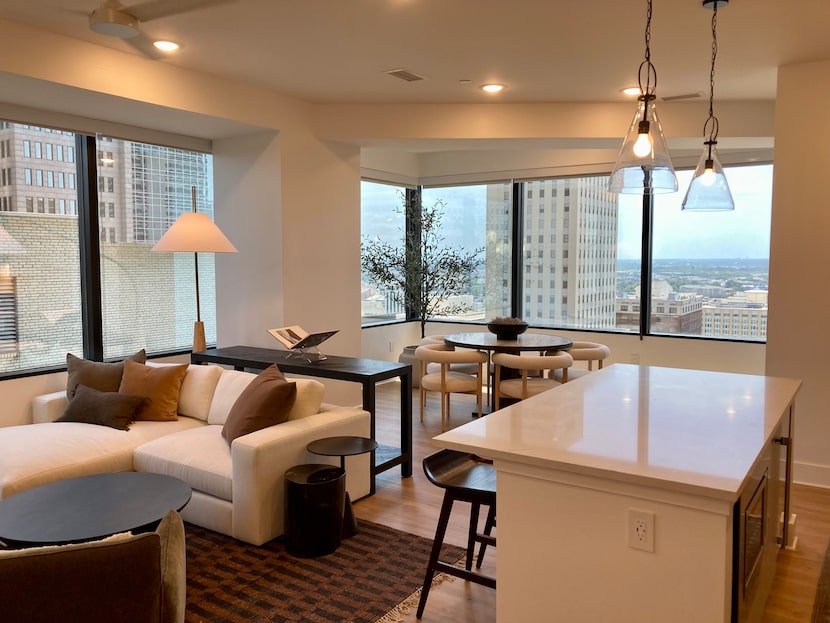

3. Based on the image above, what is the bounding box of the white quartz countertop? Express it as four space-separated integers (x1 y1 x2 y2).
434 364 802 500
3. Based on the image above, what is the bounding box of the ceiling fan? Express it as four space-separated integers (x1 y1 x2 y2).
86 0 236 56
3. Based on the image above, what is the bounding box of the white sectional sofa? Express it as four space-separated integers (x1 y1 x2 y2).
0 364 371 546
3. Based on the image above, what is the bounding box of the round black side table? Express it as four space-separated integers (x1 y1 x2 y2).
284 464 345 558
306 436 378 537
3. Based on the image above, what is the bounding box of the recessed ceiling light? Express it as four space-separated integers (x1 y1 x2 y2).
153 40 179 52
621 87 641 96
481 84 505 93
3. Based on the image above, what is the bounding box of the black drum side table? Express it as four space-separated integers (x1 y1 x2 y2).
284 464 346 558
307 436 378 537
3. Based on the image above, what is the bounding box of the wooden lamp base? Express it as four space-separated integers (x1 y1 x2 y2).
193 321 206 352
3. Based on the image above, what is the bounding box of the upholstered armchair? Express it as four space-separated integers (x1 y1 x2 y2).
0 510 186 623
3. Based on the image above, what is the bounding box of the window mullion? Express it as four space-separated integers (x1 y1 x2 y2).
511 181 523 319
75 134 103 360
639 191 654 339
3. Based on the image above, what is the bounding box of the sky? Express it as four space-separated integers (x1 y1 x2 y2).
362 163 774 261
617 164 773 260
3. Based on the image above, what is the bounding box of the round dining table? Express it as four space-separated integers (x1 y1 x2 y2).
443 332 573 413
443 332 573 353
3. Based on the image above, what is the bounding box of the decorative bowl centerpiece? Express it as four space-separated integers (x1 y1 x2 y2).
487 317 528 341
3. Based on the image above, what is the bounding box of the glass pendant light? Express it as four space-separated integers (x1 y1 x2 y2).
610 0 677 195
682 0 735 211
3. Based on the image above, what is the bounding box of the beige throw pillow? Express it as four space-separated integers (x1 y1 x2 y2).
119 359 188 421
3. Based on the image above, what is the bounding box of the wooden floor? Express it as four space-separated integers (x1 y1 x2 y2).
353 380 830 622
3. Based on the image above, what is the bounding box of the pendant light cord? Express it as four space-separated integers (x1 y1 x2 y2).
638 0 656 97
704 5 720 145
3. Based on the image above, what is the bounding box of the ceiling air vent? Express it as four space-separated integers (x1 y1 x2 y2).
661 92 702 102
385 68 425 82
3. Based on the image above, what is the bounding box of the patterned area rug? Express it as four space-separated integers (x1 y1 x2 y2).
812 538 830 622
185 521 465 623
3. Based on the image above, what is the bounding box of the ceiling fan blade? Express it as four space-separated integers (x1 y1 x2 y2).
125 0 237 23
123 30 164 59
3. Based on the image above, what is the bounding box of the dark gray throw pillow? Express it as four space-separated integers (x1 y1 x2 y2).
57 384 147 431
66 349 147 401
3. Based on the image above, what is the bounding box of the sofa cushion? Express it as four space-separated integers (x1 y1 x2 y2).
207 370 325 426
134 426 233 502
56 384 147 431
119 360 188 422
222 365 297 445
65 349 147 401
0 418 204 500
177 365 224 421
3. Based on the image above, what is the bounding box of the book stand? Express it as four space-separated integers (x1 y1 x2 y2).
285 345 328 363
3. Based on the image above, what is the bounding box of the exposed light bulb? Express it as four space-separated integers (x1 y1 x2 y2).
700 162 716 186
633 132 652 158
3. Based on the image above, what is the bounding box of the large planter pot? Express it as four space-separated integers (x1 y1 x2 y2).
398 345 420 388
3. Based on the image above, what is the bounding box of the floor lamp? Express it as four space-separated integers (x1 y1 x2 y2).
152 187 237 352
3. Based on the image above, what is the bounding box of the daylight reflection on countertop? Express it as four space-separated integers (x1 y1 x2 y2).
434 363 802 500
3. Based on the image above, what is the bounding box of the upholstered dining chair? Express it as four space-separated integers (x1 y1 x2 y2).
415 342 488 431
492 351 574 410
419 335 482 377
550 341 610 381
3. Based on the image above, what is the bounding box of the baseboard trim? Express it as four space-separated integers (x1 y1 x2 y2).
793 461 830 489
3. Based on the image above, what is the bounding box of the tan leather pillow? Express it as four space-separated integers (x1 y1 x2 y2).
119 360 188 421
65 349 147 401
222 364 297 445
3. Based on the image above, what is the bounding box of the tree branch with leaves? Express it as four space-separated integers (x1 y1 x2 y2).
361 194 484 339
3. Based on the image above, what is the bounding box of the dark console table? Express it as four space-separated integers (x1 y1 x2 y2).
191 346 413 494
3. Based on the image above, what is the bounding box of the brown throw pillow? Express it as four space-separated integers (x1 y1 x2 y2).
57 384 147 431
222 364 297 445
66 349 147 401
118 360 188 421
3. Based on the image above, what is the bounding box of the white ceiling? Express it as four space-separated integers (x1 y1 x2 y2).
1 0 829 105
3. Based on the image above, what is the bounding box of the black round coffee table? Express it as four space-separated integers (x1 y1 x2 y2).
307 436 378 537
0 472 192 548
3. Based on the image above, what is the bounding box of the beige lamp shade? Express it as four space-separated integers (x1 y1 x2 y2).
152 213 237 253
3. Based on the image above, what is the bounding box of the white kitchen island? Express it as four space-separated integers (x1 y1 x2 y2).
433 364 801 623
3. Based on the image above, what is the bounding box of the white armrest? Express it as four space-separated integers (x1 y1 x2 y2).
230 407 371 546
32 391 68 423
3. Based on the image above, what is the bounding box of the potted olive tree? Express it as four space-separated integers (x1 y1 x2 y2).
361 193 483 381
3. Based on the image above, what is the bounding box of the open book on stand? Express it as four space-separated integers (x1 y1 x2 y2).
267 326 338 361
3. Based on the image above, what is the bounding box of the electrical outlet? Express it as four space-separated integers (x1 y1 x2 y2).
627 509 655 552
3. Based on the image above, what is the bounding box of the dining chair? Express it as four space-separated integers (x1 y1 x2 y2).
492 351 574 409
415 342 488 431
420 334 484 378
550 341 610 381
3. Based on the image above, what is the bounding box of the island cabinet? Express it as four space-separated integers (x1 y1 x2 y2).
434 364 800 623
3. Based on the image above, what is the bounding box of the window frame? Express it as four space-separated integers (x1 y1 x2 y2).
0 123 215 380
361 161 772 344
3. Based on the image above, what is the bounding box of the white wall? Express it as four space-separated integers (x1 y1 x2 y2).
766 58 830 487
213 131 283 348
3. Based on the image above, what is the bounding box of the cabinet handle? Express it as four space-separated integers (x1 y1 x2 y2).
774 437 790 446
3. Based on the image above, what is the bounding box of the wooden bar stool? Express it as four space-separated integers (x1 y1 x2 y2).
416 449 496 619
